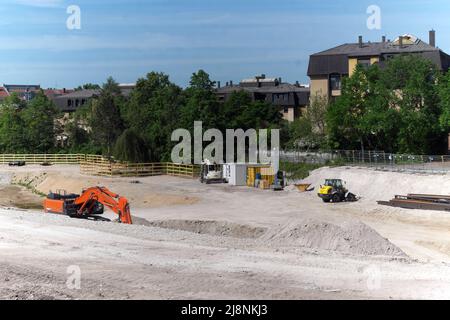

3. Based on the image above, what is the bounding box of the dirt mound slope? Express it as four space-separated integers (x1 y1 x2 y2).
263 219 406 257
148 219 267 239
300 166 450 203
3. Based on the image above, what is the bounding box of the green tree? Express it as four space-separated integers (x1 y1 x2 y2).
222 90 283 130
22 91 59 152
437 70 450 152
380 55 442 153
89 92 124 155
75 83 101 91
0 105 27 152
113 129 149 162
65 119 90 150
180 70 222 131
326 65 371 150
103 76 121 95
326 55 443 154
123 72 184 161
287 93 328 149
2 92 26 109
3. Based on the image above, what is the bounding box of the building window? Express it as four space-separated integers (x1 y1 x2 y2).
273 93 289 102
283 107 289 113
357 58 371 69
330 74 341 91
68 100 72 107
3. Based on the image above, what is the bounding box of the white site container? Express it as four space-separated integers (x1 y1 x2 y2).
224 163 248 186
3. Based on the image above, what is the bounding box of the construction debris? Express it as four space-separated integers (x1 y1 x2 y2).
378 194 450 212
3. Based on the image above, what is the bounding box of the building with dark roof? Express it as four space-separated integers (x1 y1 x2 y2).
52 83 136 113
53 89 101 112
216 75 310 122
3 84 41 101
308 30 450 100
44 88 74 100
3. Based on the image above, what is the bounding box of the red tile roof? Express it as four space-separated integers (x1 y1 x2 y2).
0 87 10 98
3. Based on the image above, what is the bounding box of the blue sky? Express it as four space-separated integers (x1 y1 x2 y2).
0 0 449 88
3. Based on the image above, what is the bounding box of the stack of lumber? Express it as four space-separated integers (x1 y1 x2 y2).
378 194 450 212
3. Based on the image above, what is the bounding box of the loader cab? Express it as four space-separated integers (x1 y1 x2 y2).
324 179 344 189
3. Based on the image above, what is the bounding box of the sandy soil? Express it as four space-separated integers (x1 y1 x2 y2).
0 165 450 299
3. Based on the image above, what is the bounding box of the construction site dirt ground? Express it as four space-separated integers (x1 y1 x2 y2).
1 164 450 299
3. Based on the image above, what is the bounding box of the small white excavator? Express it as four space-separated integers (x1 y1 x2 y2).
199 159 227 184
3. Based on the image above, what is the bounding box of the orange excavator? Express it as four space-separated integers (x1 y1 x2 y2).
43 186 133 224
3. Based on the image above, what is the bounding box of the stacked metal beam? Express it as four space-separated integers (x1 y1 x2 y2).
378 194 450 212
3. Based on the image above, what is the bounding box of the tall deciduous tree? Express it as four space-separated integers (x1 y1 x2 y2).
287 93 328 149
380 55 442 154
180 70 222 131
22 91 59 153
123 72 184 161
103 76 121 95
113 129 149 162
327 55 444 154
0 105 27 152
89 92 124 155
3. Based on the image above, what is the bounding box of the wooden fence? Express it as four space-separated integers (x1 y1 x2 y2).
0 153 200 178
80 158 200 178
0 153 86 164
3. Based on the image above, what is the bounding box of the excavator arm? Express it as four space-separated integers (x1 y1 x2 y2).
73 187 133 224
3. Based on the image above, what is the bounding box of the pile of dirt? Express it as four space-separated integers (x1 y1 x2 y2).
301 166 450 203
264 219 406 257
148 219 267 239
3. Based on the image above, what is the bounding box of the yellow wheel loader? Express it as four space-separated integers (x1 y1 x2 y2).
318 179 357 203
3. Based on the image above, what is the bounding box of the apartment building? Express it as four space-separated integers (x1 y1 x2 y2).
216 75 310 122
52 83 136 113
308 30 450 100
